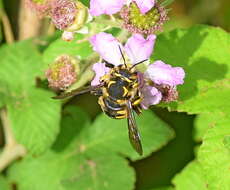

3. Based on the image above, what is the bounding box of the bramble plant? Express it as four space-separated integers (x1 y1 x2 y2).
0 0 229 190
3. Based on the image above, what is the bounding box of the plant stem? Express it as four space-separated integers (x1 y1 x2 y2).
117 29 130 43
18 0 42 40
0 9 14 44
0 144 26 172
94 17 123 28
47 21 56 36
66 65 95 93
0 108 26 172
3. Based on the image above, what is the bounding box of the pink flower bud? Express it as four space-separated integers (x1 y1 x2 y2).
45 55 80 90
50 0 77 30
154 84 179 103
62 31 74 41
50 0 88 32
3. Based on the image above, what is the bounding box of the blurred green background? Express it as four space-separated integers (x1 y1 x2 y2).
0 0 229 190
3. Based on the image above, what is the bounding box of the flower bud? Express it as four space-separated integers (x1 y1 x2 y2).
61 31 74 41
50 0 89 32
120 1 168 35
154 84 179 103
45 55 80 90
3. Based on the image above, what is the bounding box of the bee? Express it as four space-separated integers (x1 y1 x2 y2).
53 47 147 155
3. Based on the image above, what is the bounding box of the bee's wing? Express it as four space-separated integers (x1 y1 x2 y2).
52 84 102 99
126 101 143 155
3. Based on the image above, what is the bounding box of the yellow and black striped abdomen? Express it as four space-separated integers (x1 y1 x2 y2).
98 96 127 119
98 67 143 119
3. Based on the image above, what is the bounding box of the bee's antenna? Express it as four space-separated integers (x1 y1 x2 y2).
105 61 114 68
118 45 127 68
131 59 148 69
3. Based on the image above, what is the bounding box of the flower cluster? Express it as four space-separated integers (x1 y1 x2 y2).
43 0 185 156
50 0 77 30
27 0 89 41
90 32 185 109
44 0 185 109
90 0 168 35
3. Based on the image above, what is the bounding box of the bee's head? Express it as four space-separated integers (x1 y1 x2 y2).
104 45 148 73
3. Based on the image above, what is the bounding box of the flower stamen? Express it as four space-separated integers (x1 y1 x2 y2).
50 0 77 30
120 2 168 35
46 55 80 90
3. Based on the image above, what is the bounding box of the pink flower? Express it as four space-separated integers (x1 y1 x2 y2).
91 63 110 86
145 61 185 86
89 0 125 16
90 0 155 16
90 32 156 86
90 32 156 66
90 33 123 66
133 0 155 14
141 61 185 108
124 34 156 63
140 85 162 109
90 32 185 109
89 0 167 35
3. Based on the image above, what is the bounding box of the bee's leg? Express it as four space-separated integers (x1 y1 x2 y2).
91 88 103 96
133 105 142 115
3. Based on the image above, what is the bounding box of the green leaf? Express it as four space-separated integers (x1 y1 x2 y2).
0 176 10 190
154 26 230 190
7 88 61 154
79 0 89 7
197 111 230 190
172 161 207 190
0 0 3 9
79 110 174 160
0 41 45 90
153 26 230 190
8 151 135 190
8 106 173 190
53 107 174 160
161 0 174 7
8 107 135 190
194 113 214 142
0 22 2 44
62 153 135 190
149 187 174 190
36 31 62 52
43 36 93 66
223 135 230 150
52 106 91 151
152 25 230 114
0 41 61 154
